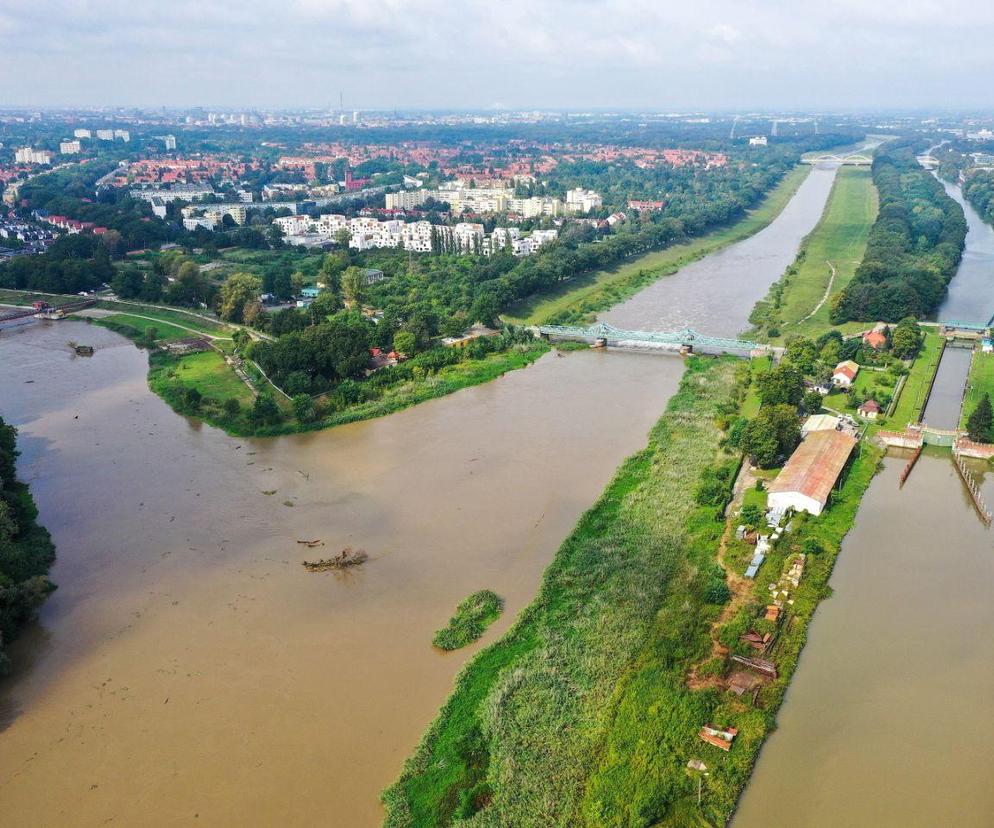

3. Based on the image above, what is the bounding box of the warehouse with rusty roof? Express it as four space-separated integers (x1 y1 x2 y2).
767 429 858 516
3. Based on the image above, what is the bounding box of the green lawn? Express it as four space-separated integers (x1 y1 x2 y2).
742 356 773 418
503 166 812 326
889 333 944 428
960 349 994 428
158 350 255 406
95 313 193 342
97 302 231 336
751 166 878 342
822 368 897 418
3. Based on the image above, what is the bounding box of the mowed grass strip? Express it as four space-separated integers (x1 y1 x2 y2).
382 357 740 827
95 313 193 342
503 167 811 327
889 332 944 428
753 166 877 342
960 350 994 428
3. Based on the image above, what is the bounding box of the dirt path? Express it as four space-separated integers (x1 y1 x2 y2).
686 462 759 690
798 260 836 323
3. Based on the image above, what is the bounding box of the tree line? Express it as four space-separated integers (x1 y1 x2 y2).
0 416 56 675
831 142 966 323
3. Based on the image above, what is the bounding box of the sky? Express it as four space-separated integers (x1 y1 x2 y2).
1 0 992 111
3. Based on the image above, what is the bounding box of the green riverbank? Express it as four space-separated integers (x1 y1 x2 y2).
383 352 882 826
503 166 812 327
748 166 878 342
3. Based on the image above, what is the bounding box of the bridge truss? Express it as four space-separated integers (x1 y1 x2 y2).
537 322 762 356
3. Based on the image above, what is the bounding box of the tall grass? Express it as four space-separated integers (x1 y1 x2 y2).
382 357 742 827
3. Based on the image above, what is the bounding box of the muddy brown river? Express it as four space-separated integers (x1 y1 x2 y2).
0 322 682 826
0 162 842 827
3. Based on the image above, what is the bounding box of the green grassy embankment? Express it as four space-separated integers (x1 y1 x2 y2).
382 357 742 827
959 349 994 429
503 166 812 327
749 166 878 342
888 333 944 428
433 591 504 651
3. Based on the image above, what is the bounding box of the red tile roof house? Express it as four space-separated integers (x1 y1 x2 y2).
858 399 881 420
832 360 859 388
862 330 887 350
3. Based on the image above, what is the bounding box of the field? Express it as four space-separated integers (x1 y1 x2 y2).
503 166 812 326
94 313 195 342
161 350 256 405
96 302 232 337
750 166 878 342
959 349 994 428
888 333 944 428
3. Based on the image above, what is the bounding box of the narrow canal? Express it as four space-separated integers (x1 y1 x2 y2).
0 164 840 826
735 176 994 827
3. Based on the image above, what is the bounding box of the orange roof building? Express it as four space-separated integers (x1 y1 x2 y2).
863 330 887 349
767 430 858 516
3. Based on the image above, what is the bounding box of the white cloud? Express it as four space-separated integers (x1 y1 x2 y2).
0 0 992 108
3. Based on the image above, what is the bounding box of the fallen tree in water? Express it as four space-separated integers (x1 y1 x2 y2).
302 547 368 571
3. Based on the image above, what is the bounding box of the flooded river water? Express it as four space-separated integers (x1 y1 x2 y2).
602 164 838 337
0 162 841 827
0 323 682 826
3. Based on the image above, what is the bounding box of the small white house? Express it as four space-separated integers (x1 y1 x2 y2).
832 360 859 388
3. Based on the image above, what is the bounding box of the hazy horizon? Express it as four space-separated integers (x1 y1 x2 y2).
1 0 992 111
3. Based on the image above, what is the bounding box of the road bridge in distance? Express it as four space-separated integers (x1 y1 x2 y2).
535 322 770 358
802 153 872 166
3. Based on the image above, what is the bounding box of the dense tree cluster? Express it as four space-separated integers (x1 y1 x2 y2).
963 170 994 226
831 143 966 323
250 310 375 394
0 417 56 675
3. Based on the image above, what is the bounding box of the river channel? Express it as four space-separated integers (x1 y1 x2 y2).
602 164 839 337
0 162 839 827
735 177 994 827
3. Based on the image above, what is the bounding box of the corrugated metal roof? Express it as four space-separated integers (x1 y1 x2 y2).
769 430 858 508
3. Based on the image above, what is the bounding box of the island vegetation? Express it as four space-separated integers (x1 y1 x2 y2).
432 591 504 651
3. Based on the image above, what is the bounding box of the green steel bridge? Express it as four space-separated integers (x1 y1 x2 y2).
535 322 765 357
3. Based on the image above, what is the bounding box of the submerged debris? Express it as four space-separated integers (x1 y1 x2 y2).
303 547 368 571
296 539 325 548
69 342 94 356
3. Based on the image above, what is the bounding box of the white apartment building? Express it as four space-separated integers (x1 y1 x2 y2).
163 135 177 150
73 128 91 139
14 147 53 165
136 185 216 203
565 188 603 214
385 189 430 210
452 222 485 251
507 195 563 218
113 130 131 142
183 217 217 231
749 136 768 146
60 140 81 155
96 129 114 141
